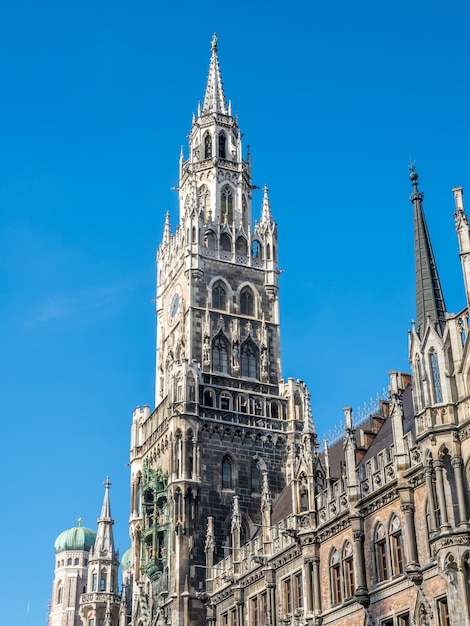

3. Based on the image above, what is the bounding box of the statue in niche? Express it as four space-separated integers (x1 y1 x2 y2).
261 348 268 377
203 336 211 366
232 343 240 371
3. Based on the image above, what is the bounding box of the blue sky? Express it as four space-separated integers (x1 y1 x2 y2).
2 0 470 624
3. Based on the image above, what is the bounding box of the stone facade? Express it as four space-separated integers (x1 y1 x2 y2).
49 36 470 626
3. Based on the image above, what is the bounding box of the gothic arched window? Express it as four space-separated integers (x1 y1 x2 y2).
241 340 258 378
242 195 247 230
219 132 226 159
220 185 233 223
330 548 342 605
390 515 404 575
204 229 216 249
204 134 212 159
343 543 354 599
415 356 426 409
222 456 233 489
56 583 63 605
213 281 227 310
375 524 389 581
220 233 232 252
199 185 211 222
213 334 229 373
240 287 254 316
236 236 247 255
429 349 443 403
251 462 260 493
100 571 107 591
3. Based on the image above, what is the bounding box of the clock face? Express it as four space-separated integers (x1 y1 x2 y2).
168 286 182 325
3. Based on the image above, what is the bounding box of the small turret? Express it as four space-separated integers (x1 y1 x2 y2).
453 186 470 309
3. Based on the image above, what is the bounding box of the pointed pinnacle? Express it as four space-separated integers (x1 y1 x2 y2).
261 185 272 223
202 33 228 114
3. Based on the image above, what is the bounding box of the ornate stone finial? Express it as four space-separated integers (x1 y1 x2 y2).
211 33 218 53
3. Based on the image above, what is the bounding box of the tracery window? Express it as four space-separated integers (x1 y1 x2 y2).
294 572 303 609
222 456 233 489
375 524 389 581
92 572 97 591
100 571 107 591
213 334 229 373
415 356 426 408
343 542 354 599
219 132 226 159
330 548 342 604
390 516 404 575
204 134 212 159
199 185 211 222
221 185 233 223
430 348 443 403
241 340 258 378
240 287 254 316
213 281 227 310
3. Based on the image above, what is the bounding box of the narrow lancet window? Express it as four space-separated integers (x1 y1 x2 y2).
219 132 226 159
429 349 443 403
204 134 212 159
220 185 233 223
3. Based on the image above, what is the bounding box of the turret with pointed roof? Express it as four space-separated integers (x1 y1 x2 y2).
409 165 447 336
79 479 120 626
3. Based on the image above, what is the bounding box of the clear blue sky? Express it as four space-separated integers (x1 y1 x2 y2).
1 1 469 624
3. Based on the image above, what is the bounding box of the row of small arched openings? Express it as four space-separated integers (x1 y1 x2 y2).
202 387 284 419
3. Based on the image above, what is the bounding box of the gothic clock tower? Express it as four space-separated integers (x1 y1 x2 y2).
127 35 316 626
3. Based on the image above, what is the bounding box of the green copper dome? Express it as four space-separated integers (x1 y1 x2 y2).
54 525 96 554
121 547 132 570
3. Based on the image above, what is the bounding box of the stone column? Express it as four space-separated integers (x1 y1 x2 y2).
401 503 419 566
434 459 450 530
303 559 313 612
451 456 469 527
352 529 368 602
312 556 321 615
424 464 438 534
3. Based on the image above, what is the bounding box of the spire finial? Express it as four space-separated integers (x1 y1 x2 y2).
202 35 228 114
261 185 272 224
78 517 83 526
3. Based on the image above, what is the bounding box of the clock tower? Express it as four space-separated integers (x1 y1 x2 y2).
127 35 316 626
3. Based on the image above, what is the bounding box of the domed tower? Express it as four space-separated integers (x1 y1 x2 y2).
48 522 96 626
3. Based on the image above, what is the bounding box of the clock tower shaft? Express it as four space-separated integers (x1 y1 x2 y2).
128 35 316 626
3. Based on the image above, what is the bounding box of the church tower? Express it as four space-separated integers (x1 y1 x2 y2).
128 35 316 626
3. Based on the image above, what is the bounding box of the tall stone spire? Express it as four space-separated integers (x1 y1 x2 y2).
409 165 446 337
95 477 116 555
202 34 228 114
